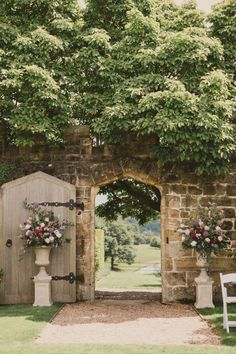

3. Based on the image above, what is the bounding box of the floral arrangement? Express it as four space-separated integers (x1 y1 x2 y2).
19 200 71 249
178 206 230 259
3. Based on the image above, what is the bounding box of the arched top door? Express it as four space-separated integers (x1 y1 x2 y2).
0 171 76 304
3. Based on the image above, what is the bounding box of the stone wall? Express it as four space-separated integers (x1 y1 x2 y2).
0 126 236 303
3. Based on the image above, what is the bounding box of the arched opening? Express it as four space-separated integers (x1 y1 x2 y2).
94 177 162 299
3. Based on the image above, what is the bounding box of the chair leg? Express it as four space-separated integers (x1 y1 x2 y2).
223 303 229 333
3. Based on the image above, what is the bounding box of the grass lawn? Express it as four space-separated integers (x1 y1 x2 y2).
198 305 236 346
96 244 161 289
0 303 236 353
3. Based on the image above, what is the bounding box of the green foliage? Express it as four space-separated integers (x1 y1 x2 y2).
209 0 236 79
0 161 16 185
103 219 136 270
83 0 235 175
0 0 82 145
150 236 160 248
96 179 160 224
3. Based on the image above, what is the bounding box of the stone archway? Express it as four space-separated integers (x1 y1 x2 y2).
93 174 163 296
76 158 171 302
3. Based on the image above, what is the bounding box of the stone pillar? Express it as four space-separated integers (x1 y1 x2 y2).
76 185 98 301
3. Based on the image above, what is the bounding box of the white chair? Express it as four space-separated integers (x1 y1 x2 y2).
220 273 236 333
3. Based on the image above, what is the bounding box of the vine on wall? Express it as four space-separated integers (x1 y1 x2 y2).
0 162 16 186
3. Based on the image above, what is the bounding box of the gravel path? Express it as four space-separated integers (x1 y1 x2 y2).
36 299 220 346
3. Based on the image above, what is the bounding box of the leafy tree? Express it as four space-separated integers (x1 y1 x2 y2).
150 236 160 248
209 0 236 79
82 0 235 175
0 0 83 145
103 220 136 270
96 179 160 224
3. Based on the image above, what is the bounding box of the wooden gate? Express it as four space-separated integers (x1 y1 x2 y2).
0 171 76 304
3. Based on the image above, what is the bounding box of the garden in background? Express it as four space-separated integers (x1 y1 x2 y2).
95 216 161 290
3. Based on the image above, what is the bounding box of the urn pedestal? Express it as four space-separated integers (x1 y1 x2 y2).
194 254 214 309
33 247 52 307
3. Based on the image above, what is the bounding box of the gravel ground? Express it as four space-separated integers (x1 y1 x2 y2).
36 299 220 346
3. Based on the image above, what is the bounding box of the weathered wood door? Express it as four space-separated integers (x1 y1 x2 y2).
0 171 76 304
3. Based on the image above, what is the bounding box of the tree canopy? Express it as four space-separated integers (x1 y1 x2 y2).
0 0 235 174
101 219 136 270
96 179 160 224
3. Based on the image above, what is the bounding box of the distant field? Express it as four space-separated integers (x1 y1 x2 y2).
96 244 161 289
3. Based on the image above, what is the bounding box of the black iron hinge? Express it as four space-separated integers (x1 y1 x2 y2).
38 199 84 211
51 272 84 284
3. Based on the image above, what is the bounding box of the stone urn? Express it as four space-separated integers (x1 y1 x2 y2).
33 246 52 307
34 246 51 267
194 252 214 308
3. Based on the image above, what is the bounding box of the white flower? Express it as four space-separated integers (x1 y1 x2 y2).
199 220 204 227
185 229 190 236
204 226 209 231
180 224 186 228
191 240 197 247
218 236 223 242
25 224 31 230
45 238 50 244
182 236 185 241
196 233 201 237
45 217 49 222
205 238 210 243
40 223 45 228
216 226 221 232
54 230 62 238
49 236 54 242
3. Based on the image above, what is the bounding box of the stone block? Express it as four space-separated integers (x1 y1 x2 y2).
223 208 236 218
188 186 202 195
199 197 215 207
182 195 199 208
175 257 197 271
171 184 187 195
210 257 236 272
203 184 216 195
216 184 226 196
163 272 186 286
165 229 180 242
172 286 195 300
227 185 236 196
166 196 181 208
169 209 180 218
222 220 234 231
219 197 234 206
167 242 183 258
180 210 190 218
163 258 173 271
